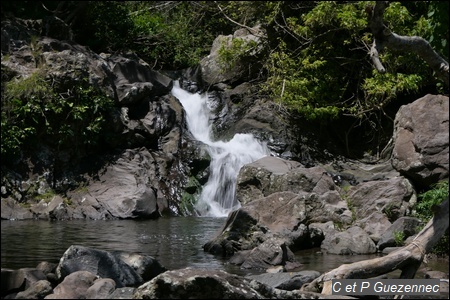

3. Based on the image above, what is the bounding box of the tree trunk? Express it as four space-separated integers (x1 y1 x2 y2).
368 1 449 87
301 197 449 295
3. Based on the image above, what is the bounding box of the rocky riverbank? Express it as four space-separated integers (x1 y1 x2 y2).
1 13 448 300
1 244 448 299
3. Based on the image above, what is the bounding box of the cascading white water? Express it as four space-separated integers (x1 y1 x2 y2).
171 81 270 217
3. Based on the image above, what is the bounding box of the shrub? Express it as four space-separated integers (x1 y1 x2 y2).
414 180 449 256
414 180 448 222
1 72 114 162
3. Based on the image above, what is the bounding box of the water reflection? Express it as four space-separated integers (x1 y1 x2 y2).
1 217 228 272
294 248 382 274
2 218 447 279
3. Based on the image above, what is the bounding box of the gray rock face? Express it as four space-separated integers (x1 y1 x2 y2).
199 25 266 86
237 156 335 205
0 198 34 220
355 211 392 243
205 155 423 270
112 251 167 282
208 83 298 159
247 270 321 291
0 268 47 297
14 279 53 299
320 226 377 255
377 216 422 250
392 94 449 187
133 268 329 299
2 18 206 219
86 148 160 219
134 268 262 299
85 278 117 299
55 245 165 288
110 55 172 105
237 237 301 271
49 271 98 299
345 176 416 222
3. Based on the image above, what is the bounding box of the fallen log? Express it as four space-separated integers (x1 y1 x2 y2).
301 197 449 295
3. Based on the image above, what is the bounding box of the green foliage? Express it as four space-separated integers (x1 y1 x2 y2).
431 232 449 257
34 190 57 203
359 71 422 116
2 1 447 161
181 176 202 216
1 72 114 161
32 189 73 206
413 180 449 256
393 230 405 246
414 181 448 222
264 38 343 120
261 1 445 124
347 199 357 222
263 2 369 120
127 1 228 69
382 203 398 222
217 38 259 72
424 2 449 59
73 1 135 53
339 190 356 222
1 71 53 159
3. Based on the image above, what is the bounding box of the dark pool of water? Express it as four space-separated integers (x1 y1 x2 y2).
1 217 235 271
2 218 448 279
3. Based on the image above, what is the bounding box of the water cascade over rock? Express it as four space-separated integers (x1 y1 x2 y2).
171 82 270 217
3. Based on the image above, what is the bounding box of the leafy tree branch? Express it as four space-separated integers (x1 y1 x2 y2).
368 1 449 87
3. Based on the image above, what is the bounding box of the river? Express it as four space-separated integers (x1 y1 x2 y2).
3 83 447 279
1 217 237 273
2 217 448 282
0 217 379 276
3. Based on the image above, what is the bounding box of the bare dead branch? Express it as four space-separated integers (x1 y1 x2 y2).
369 40 386 73
367 1 449 86
301 197 449 295
214 1 265 38
127 1 181 16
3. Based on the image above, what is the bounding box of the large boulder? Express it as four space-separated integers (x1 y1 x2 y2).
230 237 301 271
1 198 34 220
236 156 336 205
84 148 162 219
199 25 266 86
14 280 53 299
320 226 377 255
392 94 449 188
46 270 100 299
112 251 167 282
133 268 329 299
204 190 354 268
345 176 416 222
55 245 166 288
0 268 47 297
377 216 422 251
108 53 173 105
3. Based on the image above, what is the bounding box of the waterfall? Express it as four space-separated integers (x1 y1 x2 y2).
171 81 270 217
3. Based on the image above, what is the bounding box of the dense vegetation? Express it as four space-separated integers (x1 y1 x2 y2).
1 1 448 159
1 1 448 161
1 1 448 254
1 70 113 162
414 181 449 256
